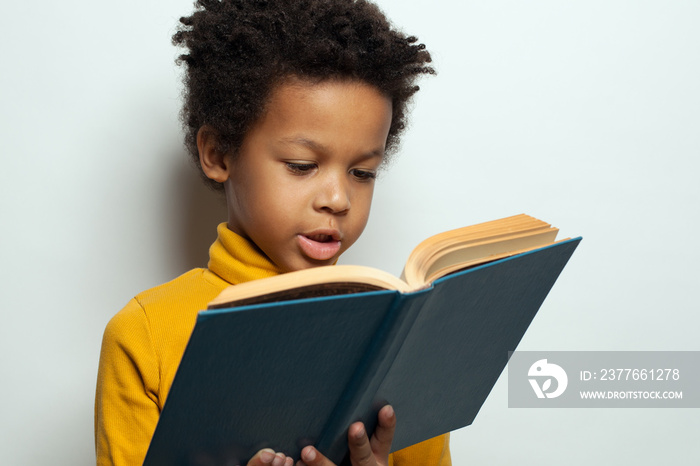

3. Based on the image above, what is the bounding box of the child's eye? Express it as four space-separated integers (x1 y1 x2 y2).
350 169 377 181
285 162 317 175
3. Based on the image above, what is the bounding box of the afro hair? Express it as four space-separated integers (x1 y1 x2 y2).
173 0 435 190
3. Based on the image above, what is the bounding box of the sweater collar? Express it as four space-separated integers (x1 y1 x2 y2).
208 223 283 285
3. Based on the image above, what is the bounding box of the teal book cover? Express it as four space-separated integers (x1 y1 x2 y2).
144 237 580 466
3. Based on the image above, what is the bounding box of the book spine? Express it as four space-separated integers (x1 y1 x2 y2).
314 289 430 463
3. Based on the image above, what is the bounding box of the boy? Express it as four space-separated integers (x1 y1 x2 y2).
95 1 450 465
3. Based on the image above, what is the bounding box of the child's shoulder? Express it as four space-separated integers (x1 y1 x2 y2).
104 268 227 345
133 268 225 311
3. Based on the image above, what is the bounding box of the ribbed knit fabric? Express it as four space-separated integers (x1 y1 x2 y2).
95 223 450 465
389 433 451 466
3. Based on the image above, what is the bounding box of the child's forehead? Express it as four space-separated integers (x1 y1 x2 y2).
259 78 389 122
245 78 392 155
270 77 388 105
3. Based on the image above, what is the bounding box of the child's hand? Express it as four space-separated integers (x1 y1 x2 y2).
296 405 396 466
247 448 294 466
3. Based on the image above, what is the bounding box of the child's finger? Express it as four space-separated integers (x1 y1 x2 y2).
297 406 396 466
247 448 294 466
298 445 336 466
347 422 376 466
369 405 396 459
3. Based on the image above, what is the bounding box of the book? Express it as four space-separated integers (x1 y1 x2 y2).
144 214 581 466
208 214 563 308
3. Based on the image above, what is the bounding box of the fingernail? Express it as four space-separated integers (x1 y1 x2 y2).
355 425 366 439
260 449 275 463
302 447 316 461
385 405 394 418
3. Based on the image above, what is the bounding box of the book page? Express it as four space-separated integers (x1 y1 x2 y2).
208 265 411 309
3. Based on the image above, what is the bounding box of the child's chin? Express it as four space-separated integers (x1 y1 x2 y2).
286 255 337 273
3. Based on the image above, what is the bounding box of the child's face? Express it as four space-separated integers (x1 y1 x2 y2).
222 79 392 272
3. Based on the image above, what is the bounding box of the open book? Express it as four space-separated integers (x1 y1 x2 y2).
208 213 563 309
144 214 580 466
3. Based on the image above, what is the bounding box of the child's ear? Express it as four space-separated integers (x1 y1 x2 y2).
197 126 230 183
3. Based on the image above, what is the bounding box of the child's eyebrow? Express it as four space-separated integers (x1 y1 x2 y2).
279 137 385 159
280 137 326 152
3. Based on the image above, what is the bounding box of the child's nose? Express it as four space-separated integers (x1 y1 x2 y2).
314 175 350 214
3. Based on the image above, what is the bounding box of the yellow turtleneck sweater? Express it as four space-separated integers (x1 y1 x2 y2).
95 223 450 465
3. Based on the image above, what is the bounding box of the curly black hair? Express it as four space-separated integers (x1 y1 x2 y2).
173 0 435 191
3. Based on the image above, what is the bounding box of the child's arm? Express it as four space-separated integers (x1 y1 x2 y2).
95 300 161 465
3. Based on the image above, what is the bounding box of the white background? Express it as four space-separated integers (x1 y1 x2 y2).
1 1 698 464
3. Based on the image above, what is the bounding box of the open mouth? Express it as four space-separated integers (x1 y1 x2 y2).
297 233 341 261
305 233 337 243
